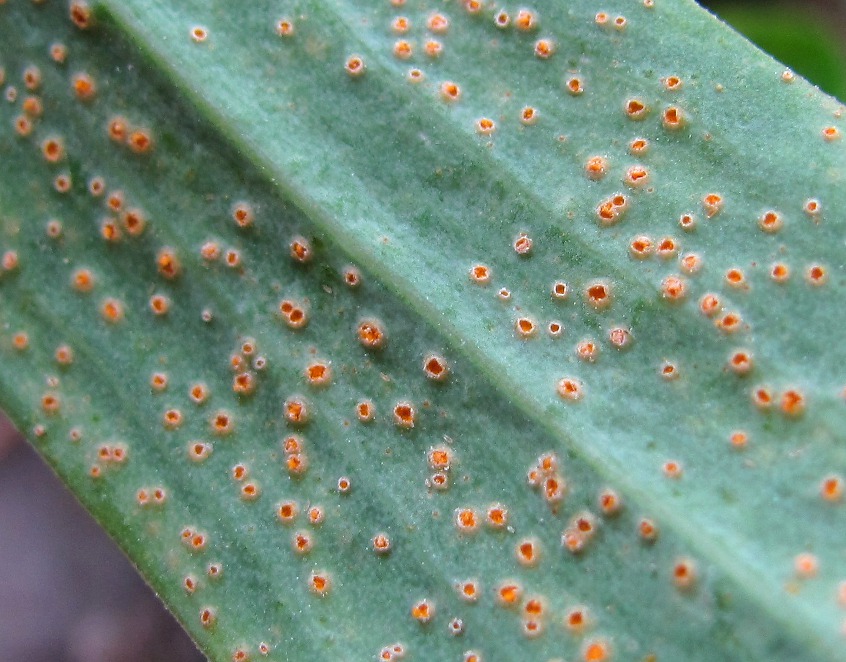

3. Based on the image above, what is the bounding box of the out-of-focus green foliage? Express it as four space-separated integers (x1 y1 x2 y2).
707 2 846 100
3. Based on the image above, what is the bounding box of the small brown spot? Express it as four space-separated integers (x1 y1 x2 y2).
565 607 589 632
232 372 255 395
598 489 622 515
190 26 208 42
342 266 361 287
41 138 65 163
624 165 649 187
699 293 721 317
534 38 555 59
703 193 723 218
231 203 254 228
286 453 309 476
188 441 212 462
679 213 697 231
656 237 678 259
277 501 298 523
680 252 702 273
557 377 584 401
725 268 745 287
107 117 128 142
521 106 538 125
804 198 821 217
50 43 68 64
672 558 697 590
423 354 449 380
639 518 658 542
345 56 366 77
807 264 827 286
72 72 96 100
794 553 819 578
358 319 386 349
629 235 653 259
781 389 805 417
457 579 480 602
771 263 790 283
289 236 312 263
276 18 294 36
189 383 209 405
393 402 415 428
513 232 533 255
292 530 312 554
715 312 742 333
69 1 93 29
663 106 684 129
156 248 180 279
663 75 683 91
310 572 331 595
284 397 309 425
411 599 434 623
199 607 216 628
469 264 491 284
149 294 170 316
372 533 392 554
625 99 648 120
41 393 61 414
585 281 611 309
662 460 683 479
100 298 124 323
585 156 608 180
752 385 774 410
305 361 332 386
211 411 234 435
820 475 843 502
759 210 782 233
455 508 478 532
823 126 841 142
608 327 632 349
128 130 153 154
515 8 537 31
150 372 168 391
515 538 540 567
730 430 749 449
515 317 537 338
424 40 444 58
567 76 584 96
440 81 461 102
54 174 72 194
728 350 753 375
661 275 686 301
496 582 522 606
356 400 375 422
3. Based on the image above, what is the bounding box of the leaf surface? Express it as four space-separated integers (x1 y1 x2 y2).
0 1 844 660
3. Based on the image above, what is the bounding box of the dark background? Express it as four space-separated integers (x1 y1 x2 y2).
0 1 843 660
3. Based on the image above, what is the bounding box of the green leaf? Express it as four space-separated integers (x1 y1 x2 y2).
1 1 844 660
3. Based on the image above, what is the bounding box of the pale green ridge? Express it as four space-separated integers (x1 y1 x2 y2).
0 1 843 661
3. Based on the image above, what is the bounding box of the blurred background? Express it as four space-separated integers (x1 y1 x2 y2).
0 1 843 661
700 0 846 100
0 420 204 662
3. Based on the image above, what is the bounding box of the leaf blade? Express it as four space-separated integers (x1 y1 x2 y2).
0 1 844 660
